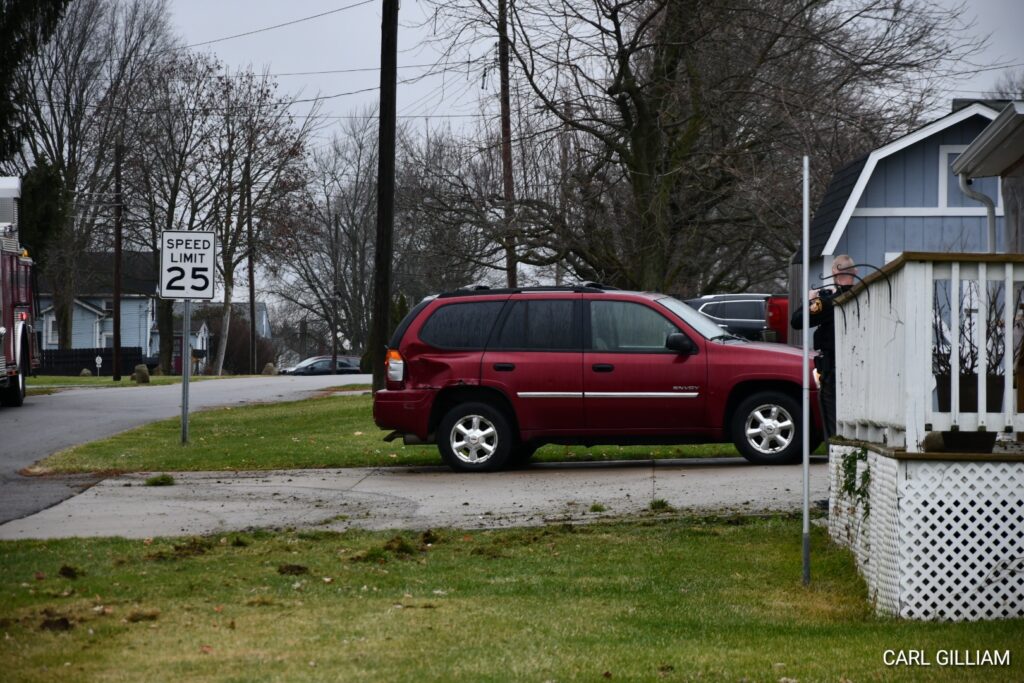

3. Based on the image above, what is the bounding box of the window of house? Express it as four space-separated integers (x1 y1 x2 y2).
47 316 58 345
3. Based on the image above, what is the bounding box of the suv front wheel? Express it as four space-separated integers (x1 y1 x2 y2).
731 391 802 465
438 402 513 472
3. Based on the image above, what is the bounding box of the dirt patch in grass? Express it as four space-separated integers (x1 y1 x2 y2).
1 517 1021 681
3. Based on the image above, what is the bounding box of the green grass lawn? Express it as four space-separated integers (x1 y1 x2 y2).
34 394 777 474
29 374 240 389
1 517 1019 682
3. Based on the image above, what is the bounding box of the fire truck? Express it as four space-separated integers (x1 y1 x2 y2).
0 177 39 407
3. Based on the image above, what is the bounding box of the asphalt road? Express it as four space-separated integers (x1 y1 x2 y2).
0 374 368 524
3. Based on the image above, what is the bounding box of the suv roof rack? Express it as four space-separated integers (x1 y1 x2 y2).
581 281 620 290
437 285 606 298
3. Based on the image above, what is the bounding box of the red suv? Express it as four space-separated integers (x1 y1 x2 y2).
373 286 821 472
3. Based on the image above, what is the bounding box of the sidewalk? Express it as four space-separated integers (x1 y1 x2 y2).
0 457 829 540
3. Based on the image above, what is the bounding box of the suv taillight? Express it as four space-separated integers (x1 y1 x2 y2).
385 349 405 384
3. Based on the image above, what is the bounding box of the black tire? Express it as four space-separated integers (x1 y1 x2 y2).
437 401 513 472
1 335 27 407
731 391 802 465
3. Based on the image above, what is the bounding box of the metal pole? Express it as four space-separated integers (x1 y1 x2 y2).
802 155 811 586
182 299 191 445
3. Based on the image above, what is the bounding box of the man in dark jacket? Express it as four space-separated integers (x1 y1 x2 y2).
791 254 857 439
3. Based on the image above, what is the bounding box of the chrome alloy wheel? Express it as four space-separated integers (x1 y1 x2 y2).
744 403 795 455
449 414 499 464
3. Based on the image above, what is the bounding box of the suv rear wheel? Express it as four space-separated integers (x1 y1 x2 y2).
731 391 801 464
438 402 513 472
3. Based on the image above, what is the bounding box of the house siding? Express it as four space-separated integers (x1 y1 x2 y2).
834 216 1005 269
37 296 153 351
858 115 997 208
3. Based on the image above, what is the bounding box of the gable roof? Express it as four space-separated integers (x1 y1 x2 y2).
952 101 1024 178
817 102 999 258
39 251 158 297
39 298 107 317
791 155 867 264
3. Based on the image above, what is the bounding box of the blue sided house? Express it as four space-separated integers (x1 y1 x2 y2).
803 100 1006 283
37 251 158 355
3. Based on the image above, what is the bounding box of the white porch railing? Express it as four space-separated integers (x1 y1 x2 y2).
834 252 1024 451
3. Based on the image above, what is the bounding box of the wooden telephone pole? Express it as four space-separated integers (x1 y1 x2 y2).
113 142 123 381
498 0 517 288
370 0 399 391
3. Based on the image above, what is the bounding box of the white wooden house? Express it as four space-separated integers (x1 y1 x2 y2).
827 103 1024 622
796 101 1005 294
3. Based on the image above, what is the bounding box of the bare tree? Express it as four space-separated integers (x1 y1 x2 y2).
200 67 318 375
125 50 221 373
267 115 379 359
9 0 172 346
424 0 986 294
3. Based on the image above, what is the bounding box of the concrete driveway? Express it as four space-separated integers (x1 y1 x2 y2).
0 457 830 540
0 374 368 524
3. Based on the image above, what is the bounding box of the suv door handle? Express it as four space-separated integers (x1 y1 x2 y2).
592 363 615 372
493 363 516 371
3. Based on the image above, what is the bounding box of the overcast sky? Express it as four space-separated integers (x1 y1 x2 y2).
165 0 1024 148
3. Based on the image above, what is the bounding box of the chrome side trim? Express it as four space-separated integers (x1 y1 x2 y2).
517 391 699 399
587 392 699 398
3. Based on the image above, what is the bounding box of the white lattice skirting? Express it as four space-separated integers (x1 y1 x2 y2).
830 445 1024 621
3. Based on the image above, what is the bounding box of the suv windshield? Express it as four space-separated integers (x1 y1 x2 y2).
656 296 735 340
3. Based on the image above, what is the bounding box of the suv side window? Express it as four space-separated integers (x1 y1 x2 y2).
590 300 680 353
699 302 721 317
491 299 578 350
717 301 762 320
419 301 505 349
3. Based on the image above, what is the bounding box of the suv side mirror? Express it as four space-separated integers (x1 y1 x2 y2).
666 333 697 355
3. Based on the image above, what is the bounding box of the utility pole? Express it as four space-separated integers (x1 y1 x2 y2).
244 156 257 375
370 0 398 392
498 0 517 288
113 142 123 381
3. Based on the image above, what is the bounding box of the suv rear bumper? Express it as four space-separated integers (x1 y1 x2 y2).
372 388 434 439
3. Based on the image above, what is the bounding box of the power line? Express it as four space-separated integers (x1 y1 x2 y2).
181 1 375 51
85 1 376 66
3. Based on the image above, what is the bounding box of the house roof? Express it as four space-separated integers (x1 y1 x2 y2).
817 102 999 258
173 319 208 335
951 101 1024 178
791 155 868 264
39 251 158 297
39 298 107 317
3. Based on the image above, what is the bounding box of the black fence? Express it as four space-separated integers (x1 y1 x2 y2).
39 347 146 376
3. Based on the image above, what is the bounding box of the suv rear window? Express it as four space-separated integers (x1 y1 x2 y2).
716 301 763 319
418 301 505 349
491 299 578 350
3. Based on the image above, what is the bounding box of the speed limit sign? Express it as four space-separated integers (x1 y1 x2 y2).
160 231 216 300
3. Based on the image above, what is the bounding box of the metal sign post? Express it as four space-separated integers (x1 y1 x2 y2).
182 300 191 444
801 156 812 586
95 355 102 377
158 231 216 447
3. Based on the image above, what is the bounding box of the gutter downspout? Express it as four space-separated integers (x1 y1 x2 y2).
958 173 997 252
